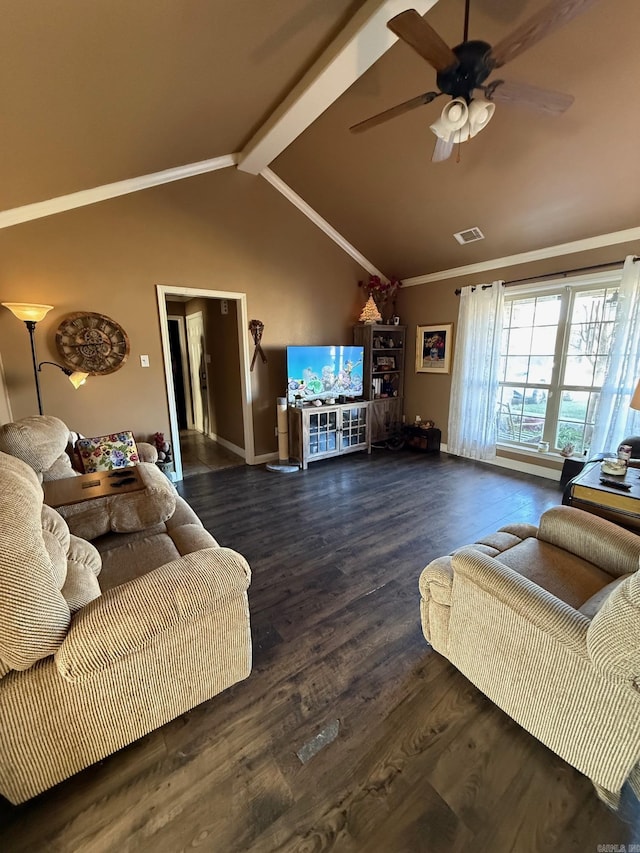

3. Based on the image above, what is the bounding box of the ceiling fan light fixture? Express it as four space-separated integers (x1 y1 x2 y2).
430 97 469 141
452 123 471 144
468 97 495 137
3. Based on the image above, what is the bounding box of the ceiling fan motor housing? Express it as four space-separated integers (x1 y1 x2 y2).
437 40 493 102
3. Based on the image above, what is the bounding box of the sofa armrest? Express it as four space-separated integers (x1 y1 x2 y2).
452 547 590 655
419 556 454 605
537 506 640 578
137 442 158 464
55 547 251 681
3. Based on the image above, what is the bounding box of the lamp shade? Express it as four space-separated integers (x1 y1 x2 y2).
468 97 495 138
430 98 469 142
630 379 640 410
2 302 53 323
68 371 89 389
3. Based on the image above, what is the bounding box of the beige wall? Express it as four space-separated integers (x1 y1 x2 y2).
207 299 244 450
398 239 640 469
166 300 186 317
2 161 633 468
0 167 365 456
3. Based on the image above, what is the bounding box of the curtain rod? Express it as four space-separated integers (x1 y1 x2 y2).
454 256 639 295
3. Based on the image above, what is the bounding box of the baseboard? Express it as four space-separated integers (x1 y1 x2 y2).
207 433 246 459
254 451 280 465
440 443 561 482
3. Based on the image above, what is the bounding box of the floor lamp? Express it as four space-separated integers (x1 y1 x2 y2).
1 302 88 415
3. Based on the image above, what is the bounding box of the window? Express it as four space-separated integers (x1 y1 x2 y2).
497 275 621 454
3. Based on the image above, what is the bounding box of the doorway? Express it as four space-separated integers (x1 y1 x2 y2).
156 285 255 481
167 316 190 431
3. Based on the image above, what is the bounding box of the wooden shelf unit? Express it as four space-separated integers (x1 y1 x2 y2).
353 323 406 444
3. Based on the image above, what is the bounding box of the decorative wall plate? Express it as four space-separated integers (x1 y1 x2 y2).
56 311 130 375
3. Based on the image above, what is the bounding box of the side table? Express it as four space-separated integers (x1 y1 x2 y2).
563 460 640 532
403 425 441 453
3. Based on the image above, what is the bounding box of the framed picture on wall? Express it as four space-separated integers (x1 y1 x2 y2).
416 324 453 374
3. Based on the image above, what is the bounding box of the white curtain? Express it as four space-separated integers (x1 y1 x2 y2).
448 281 504 460
590 255 640 452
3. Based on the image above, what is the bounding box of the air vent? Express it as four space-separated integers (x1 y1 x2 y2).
453 227 485 245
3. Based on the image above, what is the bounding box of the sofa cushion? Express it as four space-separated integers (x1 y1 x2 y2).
41 505 71 588
0 416 75 481
538 505 640 579
63 534 103 613
62 565 102 613
95 495 218 591
0 453 71 674
495 537 613 609
579 574 633 618
76 431 140 473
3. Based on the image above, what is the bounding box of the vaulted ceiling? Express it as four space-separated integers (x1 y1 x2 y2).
3 0 639 279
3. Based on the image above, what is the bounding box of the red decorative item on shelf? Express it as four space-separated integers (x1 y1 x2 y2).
358 275 402 320
152 431 172 464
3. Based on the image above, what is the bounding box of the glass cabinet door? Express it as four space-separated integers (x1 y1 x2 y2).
308 410 339 456
340 406 367 449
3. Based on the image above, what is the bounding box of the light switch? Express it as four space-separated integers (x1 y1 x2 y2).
140 355 150 367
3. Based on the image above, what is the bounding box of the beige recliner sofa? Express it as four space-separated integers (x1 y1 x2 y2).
420 505 640 808
0 418 252 804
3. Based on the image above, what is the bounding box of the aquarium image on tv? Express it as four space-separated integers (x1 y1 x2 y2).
286 345 364 403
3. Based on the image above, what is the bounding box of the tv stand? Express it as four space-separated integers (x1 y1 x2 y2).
288 402 370 470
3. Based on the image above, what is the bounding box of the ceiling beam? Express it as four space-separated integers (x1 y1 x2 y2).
237 0 440 175
261 168 387 278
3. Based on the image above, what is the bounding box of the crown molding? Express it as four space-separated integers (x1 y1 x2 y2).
260 168 386 278
0 154 239 230
2 141 634 298
402 227 640 287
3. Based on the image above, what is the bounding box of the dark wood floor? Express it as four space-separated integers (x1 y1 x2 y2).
1 449 639 851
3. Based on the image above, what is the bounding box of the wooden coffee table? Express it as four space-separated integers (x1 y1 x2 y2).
564 460 640 532
43 467 145 509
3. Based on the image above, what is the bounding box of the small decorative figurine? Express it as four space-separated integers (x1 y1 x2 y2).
153 432 172 464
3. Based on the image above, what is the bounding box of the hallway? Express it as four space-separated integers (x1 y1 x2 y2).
179 430 244 478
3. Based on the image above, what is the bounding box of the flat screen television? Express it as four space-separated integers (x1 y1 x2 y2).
286 345 364 404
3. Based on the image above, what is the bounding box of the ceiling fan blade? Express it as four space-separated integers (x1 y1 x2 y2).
432 137 454 163
350 91 440 134
489 0 601 68
387 9 457 72
486 79 574 115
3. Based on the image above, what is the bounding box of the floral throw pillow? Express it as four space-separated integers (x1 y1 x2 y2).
76 431 140 473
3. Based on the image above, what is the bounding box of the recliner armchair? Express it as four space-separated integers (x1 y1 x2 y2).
420 505 640 807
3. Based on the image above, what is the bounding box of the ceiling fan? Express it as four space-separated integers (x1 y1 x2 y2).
350 0 600 161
